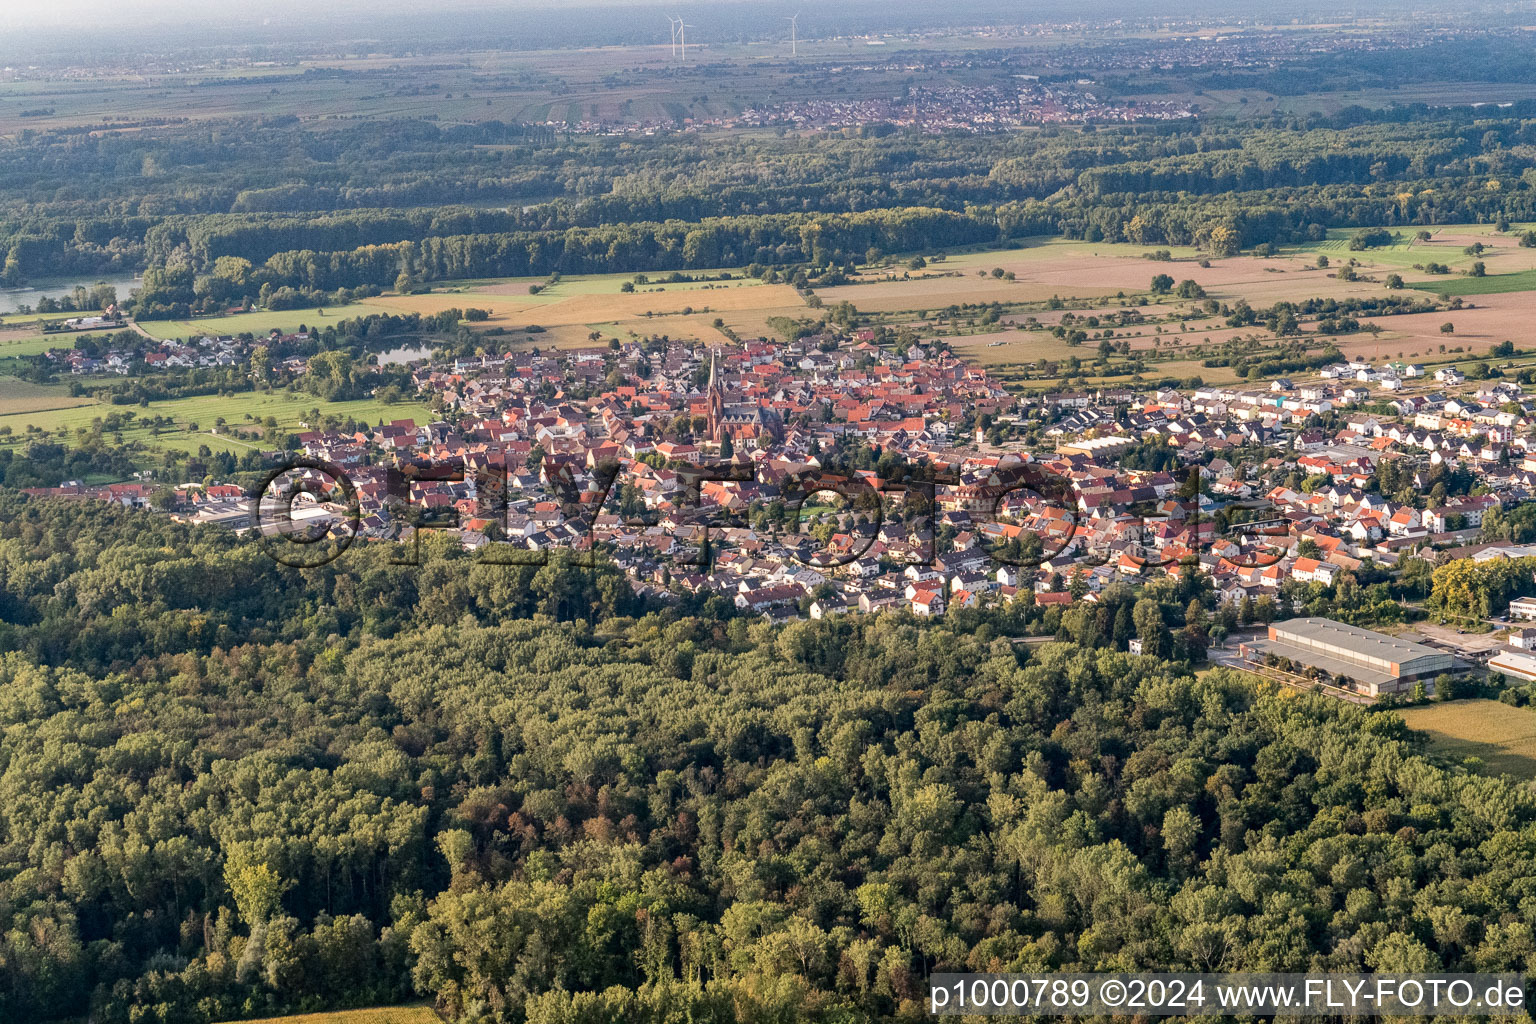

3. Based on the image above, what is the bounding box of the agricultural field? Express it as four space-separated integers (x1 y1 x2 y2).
0 388 433 455
1280 226 1521 286
916 230 1536 377
362 273 807 348
835 235 1436 311
1305 231 1420 257
0 310 79 328
1407 268 1536 296
1300 288 1535 363
1290 224 1536 277
12 225 1536 455
827 240 1202 310
0 376 95 416
222 1006 439 1024
96 273 801 350
1398 699 1536 780
151 304 372 342
0 329 72 358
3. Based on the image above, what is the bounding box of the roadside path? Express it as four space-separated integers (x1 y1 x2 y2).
124 317 158 342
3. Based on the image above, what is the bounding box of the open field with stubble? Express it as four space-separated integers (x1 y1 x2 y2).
361 274 805 347
824 232 1523 313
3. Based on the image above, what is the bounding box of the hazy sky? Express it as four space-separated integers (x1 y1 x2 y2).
9 0 319 26
4 0 688 30
2 0 1407 41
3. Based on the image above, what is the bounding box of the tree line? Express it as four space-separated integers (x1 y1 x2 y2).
7 115 1536 290
2 498 1536 1022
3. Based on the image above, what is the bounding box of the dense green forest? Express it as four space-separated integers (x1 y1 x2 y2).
6 112 1536 314
3 498 1536 1023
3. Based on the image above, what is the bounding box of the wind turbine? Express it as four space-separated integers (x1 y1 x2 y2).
667 16 681 60
786 12 800 57
679 21 694 61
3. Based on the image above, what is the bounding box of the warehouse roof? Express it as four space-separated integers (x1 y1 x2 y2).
1270 617 1446 668
1243 637 1398 689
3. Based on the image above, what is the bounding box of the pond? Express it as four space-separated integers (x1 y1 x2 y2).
374 343 437 366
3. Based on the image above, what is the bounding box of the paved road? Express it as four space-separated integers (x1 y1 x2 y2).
1206 644 1255 673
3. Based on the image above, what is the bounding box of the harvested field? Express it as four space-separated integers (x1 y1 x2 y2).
830 243 1396 313
360 281 805 330
820 275 1125 311
949 330 1085 364
1330 292 1529 357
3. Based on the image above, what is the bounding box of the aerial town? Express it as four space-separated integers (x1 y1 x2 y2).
15 3 1536 1020
27 319 1536 701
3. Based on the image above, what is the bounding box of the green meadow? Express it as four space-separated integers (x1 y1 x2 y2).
1407 268 1536 296
0 389 433 453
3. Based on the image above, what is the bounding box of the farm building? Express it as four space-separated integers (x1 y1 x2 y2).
1240 617 1460 697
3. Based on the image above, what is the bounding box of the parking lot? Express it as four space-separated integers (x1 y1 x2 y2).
1405 621 1510 662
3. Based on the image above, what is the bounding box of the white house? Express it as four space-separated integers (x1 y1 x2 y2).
911 589 945 617
1387 506 1422 536
1291 556 1341 585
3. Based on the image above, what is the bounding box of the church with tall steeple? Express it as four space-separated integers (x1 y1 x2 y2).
703 346 783 447
706 347 727 443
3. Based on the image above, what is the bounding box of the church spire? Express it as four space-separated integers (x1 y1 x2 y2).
706 346 725 444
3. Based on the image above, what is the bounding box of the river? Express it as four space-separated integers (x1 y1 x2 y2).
0 275 142 315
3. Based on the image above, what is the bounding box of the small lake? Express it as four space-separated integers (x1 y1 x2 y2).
375 343 437 366
0 275 142 314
